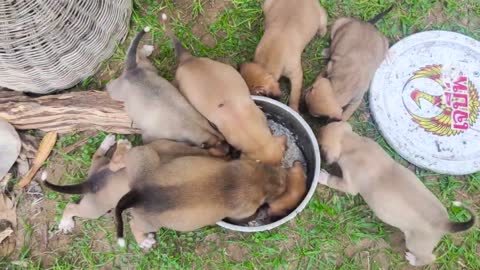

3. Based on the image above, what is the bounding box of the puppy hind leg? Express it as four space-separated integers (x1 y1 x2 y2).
404 231 440 266
88 134 116 176
95 134 116 157
130 215 157 250
286 64 303 111
109 139 132 172
58 203 78 233
58 199 110 233
137 45 157 71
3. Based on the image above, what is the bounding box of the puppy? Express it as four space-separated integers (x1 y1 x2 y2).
161 14 287 165
267 161 307 217
41 134 131 233
115 152 289 250
106 27 227 155
240 0 328 111
317 122 475 266
305 13 390 120
42 137 217 233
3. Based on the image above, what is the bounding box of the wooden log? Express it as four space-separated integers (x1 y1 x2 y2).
0 90 139 134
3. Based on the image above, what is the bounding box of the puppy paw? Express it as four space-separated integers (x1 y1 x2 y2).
100 134 116 151
142 45 154 57
318 169 329 185
139 233 156 251
117 139 132 149
59 217 75 233
405 252 417 266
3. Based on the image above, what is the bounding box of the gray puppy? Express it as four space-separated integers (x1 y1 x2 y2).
306 9 391 121
106 28 226 154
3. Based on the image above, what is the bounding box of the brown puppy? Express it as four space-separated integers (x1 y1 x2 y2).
305 17 389 120
41 134 131 233
305 77 342 120
267 161 307 217
240 0 328 111
115 153 289 250
42 137 216 233
317 122 475 266
161 14 286 165
106 28 226 155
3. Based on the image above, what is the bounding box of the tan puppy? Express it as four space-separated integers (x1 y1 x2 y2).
305 17 389 120
240 0 328 111
106 28 227 155
115 149 290 250
267 161 307 217
161 14 286 165
317 122 475 266
305 77 342 120
41 134 131 233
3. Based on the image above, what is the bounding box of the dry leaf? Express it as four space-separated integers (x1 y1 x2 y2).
17 131 57 188
0 174 12 193
0 219 15 258
0 227 13 243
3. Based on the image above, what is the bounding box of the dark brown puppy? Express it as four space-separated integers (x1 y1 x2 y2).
305 15 389 120
267 161 307 217
106 28 227 155
240 0 328 111
318 122 475 266
115 147 290 250
41 134 131 233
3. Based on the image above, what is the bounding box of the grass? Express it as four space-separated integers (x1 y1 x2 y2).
1 0 480 269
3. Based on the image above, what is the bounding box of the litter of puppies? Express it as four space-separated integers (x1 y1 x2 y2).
3 1 474 267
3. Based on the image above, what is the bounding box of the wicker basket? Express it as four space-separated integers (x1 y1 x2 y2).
0 0 132 93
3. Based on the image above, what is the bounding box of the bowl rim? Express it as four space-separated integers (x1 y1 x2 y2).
216 96 321 232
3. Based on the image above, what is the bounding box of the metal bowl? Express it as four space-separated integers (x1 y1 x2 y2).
217 96 321 232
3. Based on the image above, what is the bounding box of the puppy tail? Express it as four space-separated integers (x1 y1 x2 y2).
160 13 191 63
125 27 151 70
368 4 394 24
115 189 141 246
40 171 90 194
447 201 476 233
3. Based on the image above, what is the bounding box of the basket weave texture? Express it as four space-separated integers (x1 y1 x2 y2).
0 0 132 93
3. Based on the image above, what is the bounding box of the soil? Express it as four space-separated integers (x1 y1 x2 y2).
174 0 231 48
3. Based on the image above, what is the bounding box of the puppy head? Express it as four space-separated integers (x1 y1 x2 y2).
267 161 307 217
239 62 281 97
241 135 287 165
331 17 355 39
318 121 352 164
305 77 342 120
106 78 128 102
263 135 287 165
260 165 289 201
319 121 352 142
